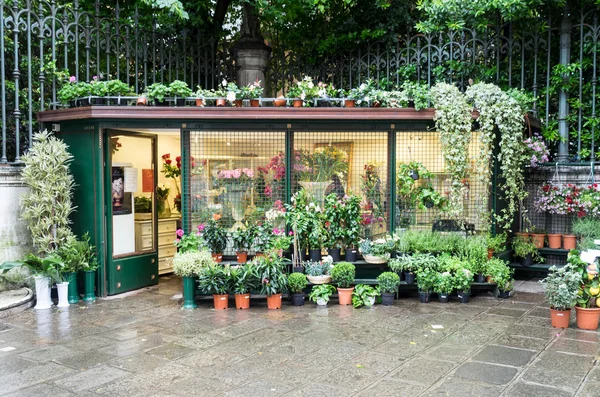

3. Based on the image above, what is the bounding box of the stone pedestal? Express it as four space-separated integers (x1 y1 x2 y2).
0 166 31 263
231 38 271 88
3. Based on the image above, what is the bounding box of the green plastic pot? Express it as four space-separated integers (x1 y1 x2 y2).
182 276 198 309
82 270 97 301
65 272 79 304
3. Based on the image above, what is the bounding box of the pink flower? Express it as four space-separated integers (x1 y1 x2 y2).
69 76 76 83
288 231 294 236
197 224 205 232
262 278 269 284
176 229 184 237
232 169 242 178
264 185 272 197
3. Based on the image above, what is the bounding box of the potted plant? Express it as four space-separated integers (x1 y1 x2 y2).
323 194 344 262
199 220 228 262
341 194 362 262
256 254 288 309
359 238 390 264
145 82 171 106
194 87 214 106
401 81 430 110
231 226 256 263
288 272 308 306
569 252 600 330
309 284 336 306
287 76 318 107
173 250 214 309
169 80 192 106
219 79 241 107
80 240 99 302
229 263 259 310
304 257 332 284
197 264 230 310
241 80 263 107
352 284 379 308
377 272 400 305
56 233 98 304
416 266 436 303
487 258 514 298
540 264 581 328
486 233 507 259
434 271 453 303
415 184 447 210
512 235 541 267
454 267 473 304
392 232 410 258
107 79 134 105
89 77 109 104
330 261 355 305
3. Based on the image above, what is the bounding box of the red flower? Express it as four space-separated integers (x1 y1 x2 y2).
176 162 181 169
165 159 172 165
162 153 170 159
176 156 181 162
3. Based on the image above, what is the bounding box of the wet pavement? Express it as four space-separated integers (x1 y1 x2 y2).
0 276 598 397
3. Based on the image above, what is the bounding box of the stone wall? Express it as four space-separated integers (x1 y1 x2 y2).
0 166 31 263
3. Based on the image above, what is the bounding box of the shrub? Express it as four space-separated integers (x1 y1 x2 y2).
287 272 308 294
376 272 400 293
453 267 473 292
330 262 355 288
173 250 214 277
197 264 229 294
304 260 331 276
433 271 454 295
229 263 259 294
539 264 582 310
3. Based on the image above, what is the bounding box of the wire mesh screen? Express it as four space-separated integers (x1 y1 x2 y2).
395 131 488 233
188 131 286 255
292 131 390 240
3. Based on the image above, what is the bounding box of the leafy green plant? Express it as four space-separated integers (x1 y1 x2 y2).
58 80 91 104
487 258 514 291
197 265 230 294
229 263 259 294
572 217 600 240
330 262 355 288
169 80 192 97
415 266 437 293
309 284 336 304
414 183 447 210
323 193 345 249
21 131 75 254
231 226 257 253
512 235 541 261
392 232 410 253
434 271 454 295
486 233 507 252
377 272 400 293
539 264 582 311
303 260 331 276
173 250 214 277
359 239 391 258
256 255 288 296
401 81 430 110
287 272 308 294
55 233 96 273
145 82 171 103
339 194 362 249
107 80 133 96
199 220 228 253
240 80 264 99
352 284 379 307
452 267 473 292
0 253 67 283
134 196 152 213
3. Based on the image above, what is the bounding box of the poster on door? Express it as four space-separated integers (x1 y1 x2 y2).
112 167 132 215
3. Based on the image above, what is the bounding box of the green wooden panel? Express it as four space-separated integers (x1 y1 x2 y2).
109 253 158 294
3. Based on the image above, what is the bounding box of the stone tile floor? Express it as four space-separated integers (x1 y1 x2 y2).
0 276 598 397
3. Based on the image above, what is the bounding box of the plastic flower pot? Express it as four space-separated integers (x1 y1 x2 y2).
405 272 416 284
154 99 169 106
438 294 449 303
195 99 204 107
34 276 52 310
213 294 229 310
520 254 533 267
216 99 227 107
381 292 395 306
212 253 223 263
82 270 97 301
409 170 419 180
65 272 79 304
236 252 248 263
234 293 250 310
344 99 355 108
475 274 486 283
562 235 577 250
575 306 600 330
309 249 322 262
182 276 197 310
291 293 305 306
327 248 341 262
530 233 545 248
547 234 562 249
300 250 309 262
550 308 571 328
499 290 510 299
337 287 354 305
316 298 328 306
250 99 260 107
458 291 470 304
293 99 303 108
418 291 431 303
267 294 282 310
292 266 304 273
56 282 70 308
174 97 186 107
344 249 358 263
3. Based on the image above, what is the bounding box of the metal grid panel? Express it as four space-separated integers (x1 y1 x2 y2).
292 131 390 240
188 130 286 255
395 131 488 232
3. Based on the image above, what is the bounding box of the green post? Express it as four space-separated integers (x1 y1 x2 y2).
65 272 79 304
182 276 198 309
82 270 97 301
181 128 191 233
388 127 397 235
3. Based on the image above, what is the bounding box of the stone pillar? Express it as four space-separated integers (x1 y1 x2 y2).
231 38 271 89
557 7 572 162
0 166 31 263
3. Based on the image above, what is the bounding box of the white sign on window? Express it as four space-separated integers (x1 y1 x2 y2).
124 168 138 192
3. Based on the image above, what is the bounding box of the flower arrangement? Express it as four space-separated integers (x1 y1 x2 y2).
161 153 184 210
287 76 318 104
533 182 600 217
156 184 170 215
174 228 207 253
524 134 550 167
172 250 214 277
217 168 254 186
258 152 285 202
294 146 348 183
240 80 264 100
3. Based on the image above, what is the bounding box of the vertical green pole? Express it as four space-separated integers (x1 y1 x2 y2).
388 127 397 235
285 127 293 207
181 128 190 233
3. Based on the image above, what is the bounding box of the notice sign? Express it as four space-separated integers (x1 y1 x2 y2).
124 168 138 193
142 169 154 192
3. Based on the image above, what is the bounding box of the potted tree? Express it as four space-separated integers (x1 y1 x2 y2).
352 284 379 308
199 220 228 262
309 284 336 306
173 250 215 309
232 226 256 263
416 266 436 303
377 272 400 305
330 262 355 305
197 265 230 310
434 271 453 303
288 272 308 306
324 194 344 262
540 264 581 328
454 267 473 304
256 254 288 309
340 194 361 262
512 235 540 267
229 263 259 310
304 258 332 284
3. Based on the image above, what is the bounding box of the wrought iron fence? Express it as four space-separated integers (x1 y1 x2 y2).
1 1 599 165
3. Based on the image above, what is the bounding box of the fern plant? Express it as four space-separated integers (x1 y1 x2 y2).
20 131 75 254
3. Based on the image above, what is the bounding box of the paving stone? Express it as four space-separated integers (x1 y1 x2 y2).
387 358 456 387
109 353 171 373
531 350 595 374
423 376 504 397
453 361 518 385
62 335 114 351
223 379 302 397
284 382 353 397
54 350 116 369
521 366 588 392
471 345 536 367
424 342 479 362
356 379 426 396
0 355 37 376
486 308 528 318
315 365 382 392
18 344 81 363
503 381 573 397
145 342 196 360
517 316 553 328
549 337 599 356
577 380 600 397
492 334 549 351
0 362 74 396
560 328 600 343
349 351 405 375
4 383 76 397
51 364 130 392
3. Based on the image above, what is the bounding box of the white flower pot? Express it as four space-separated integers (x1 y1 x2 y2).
307 275 332 285
56 282 70 308
316 298 328 306
365 296 375 306
34 276 53 310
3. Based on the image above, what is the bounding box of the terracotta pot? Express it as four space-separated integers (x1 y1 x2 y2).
236 251 248 263
213 294 229 310
234 99 243 107
547 234 562 249
136 97 147 106
487 248 494 260
234 293 250 310
273 99 286 107
212 253 223 263
486 275 494 283
267 294 282 310
195 98 204 106
254 252 265 258
250 99 260 107
293 99 303 108
530 233 545 248
563 234 577 250
216 99 227 107
344 99 356 108
337 287 354 305
550 308 571 328
515 232 529 239
575 306 600 330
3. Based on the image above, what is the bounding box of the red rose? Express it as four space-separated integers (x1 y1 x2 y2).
177 162 181 169
176 156 181 162
165 159 172 165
